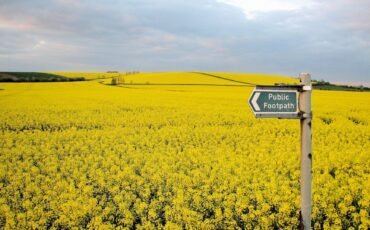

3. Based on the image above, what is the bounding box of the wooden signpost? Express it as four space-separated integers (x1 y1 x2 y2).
248 73 312 229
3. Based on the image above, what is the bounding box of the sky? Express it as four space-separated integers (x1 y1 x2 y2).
0 0 369 85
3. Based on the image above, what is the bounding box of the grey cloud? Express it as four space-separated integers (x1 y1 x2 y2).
0 0 369 84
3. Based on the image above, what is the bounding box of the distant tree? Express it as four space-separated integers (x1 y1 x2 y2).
111 78 118 85
318 79 330 85
111 75 124 85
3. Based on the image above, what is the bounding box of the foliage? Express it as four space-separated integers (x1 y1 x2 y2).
52 72 131 81
111 76 125 85
312 80 370 92
0 73 369 229
0 72 85 82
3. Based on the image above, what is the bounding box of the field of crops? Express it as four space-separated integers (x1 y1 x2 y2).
0 72 369 229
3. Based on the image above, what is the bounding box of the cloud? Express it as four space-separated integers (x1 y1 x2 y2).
0 17 36 31
217 0 316 20
34 40 46 48
313 0 370 32
0 0 369 84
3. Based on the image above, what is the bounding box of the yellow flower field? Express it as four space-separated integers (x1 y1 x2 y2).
0 72 369 229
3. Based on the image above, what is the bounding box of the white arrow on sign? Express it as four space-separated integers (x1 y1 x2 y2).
252 92 260 111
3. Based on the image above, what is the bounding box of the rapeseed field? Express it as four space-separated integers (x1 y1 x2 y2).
0 72 369 229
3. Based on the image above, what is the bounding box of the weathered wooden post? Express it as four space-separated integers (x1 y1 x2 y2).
299 73 312 229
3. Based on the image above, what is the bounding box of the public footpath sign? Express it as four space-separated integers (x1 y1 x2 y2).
248 73 313 230
249 86 299 118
